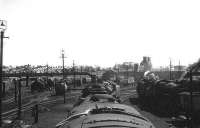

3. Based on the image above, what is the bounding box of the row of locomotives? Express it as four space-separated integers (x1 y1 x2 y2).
136 70 183 116
54 79 69 96
79 81 120 99
30 77 70 95
56 82 155 128
30 77 54 93
73 82 120 107
137 59 200 118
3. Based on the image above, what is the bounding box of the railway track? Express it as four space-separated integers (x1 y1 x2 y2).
2 91 51 112
2 97 15 104
2 94 80 120
2 91 81 119
120 89 136 102
2 94 36 105
2 87 136 121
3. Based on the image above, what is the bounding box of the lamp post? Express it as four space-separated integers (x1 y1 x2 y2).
0 19 8 127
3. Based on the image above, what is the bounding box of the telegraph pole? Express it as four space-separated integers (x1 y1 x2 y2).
17 79 22 119
46 64 49 78
80 66 82 86
61 49 66 103
0 20 8 127
26 64 30 87
169 59 172 80
118 66 120 84
127 64 129 85
95 66 98 84
0 24 4 127
73 60 75 88
61 49 67 79
178 60 181 78
189 70 193 128
46 64 49 89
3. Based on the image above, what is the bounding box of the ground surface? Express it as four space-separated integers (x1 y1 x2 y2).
33 104 73 128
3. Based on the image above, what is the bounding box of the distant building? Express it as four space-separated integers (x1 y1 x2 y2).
152 65 186 72
134 63 139 72
139 56 152 72
152 66 170 71
173 65 187 71
113 62 138 72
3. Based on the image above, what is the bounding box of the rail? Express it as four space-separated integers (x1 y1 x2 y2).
2 93 80 120
2 86 135 123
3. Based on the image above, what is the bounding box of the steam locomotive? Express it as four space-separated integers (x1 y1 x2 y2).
56 82 155 128
136 60 200 115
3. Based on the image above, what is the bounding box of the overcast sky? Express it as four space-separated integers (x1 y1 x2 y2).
0 0 200 68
